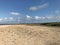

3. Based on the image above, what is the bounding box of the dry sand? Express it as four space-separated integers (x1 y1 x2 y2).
0 25 60 45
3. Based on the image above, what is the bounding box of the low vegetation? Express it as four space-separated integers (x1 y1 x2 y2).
25 22 60 27
40 22 60 26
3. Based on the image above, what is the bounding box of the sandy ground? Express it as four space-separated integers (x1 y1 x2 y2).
0 25 60 45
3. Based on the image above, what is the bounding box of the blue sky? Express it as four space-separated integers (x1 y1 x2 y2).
0 0 60 24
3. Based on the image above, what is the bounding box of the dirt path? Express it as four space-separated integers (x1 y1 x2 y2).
0 25 60 45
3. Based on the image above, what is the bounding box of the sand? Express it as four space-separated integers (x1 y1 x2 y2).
0 25 60 45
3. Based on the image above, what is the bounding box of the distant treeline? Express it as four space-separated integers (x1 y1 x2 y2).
25 22 60 27
0 22 60 27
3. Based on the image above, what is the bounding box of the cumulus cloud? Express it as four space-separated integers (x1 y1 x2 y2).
34 16 55 20
35 16 42 20
45 16 54 19
9 17 13 20
26 15 32 19
26 15 32 23
0 18 3 22
42 17 46 19
56 16 60 20
4 17 8 20
0 17 14 22
29 3 48 11
10 12 20 15
29 6 38 11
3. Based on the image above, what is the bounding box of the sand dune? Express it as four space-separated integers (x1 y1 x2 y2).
0 25 60 45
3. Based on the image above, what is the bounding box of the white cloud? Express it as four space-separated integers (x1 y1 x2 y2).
29 3 48 11
45 16 54 19
38 3 48 9
10 12 20 15
4 17 8 20
42 17 46 19
0 17 14 22
26 15 32 19
35 16 54 20
0 18 3 22
9 17 13 20
55 10 60 13
0 18 7 22
26 15 32 22
35 16 42 20
56 16 60 20
29 6 38 11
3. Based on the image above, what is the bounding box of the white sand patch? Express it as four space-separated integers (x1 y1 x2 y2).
0 25 11 27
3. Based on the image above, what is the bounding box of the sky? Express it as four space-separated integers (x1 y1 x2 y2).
0 0 60 24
